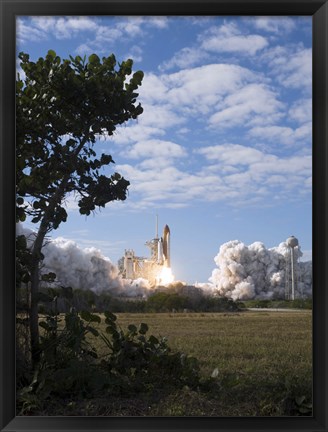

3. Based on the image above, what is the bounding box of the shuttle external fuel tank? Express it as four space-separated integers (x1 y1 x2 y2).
162 225 170 267
124 250 135 279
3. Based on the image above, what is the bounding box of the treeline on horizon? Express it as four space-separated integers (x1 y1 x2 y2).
17 284 313 315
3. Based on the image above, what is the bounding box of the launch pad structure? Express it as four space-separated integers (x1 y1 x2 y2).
118 219 171 287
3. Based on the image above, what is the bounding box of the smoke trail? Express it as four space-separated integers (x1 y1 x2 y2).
198 240 312 300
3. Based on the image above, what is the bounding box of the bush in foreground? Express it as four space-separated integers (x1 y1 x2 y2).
17 308 200 415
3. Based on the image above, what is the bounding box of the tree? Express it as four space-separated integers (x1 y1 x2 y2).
16 50 144 365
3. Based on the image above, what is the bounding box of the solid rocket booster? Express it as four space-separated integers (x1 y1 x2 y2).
157 237 164 264
162 224 170 267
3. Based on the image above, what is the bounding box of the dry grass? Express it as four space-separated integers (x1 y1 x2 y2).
32 310 312 416
85 310 312 416
110 311 312 377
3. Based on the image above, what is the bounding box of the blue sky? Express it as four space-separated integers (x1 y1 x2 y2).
16 16 312 284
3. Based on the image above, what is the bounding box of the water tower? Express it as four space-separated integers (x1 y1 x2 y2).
285 236 300 300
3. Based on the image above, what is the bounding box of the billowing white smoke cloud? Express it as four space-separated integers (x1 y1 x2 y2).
17 224 312 300
16 224 151 297
198 240 312 301
42 238 123 294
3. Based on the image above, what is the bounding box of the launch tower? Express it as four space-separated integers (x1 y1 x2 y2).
118 217 171 286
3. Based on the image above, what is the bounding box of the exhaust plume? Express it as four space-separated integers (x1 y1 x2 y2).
198 240 312 300
16 224 152 297
17 225 312 300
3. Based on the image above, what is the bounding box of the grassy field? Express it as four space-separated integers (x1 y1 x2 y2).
27 310 312 416
83 310 312 416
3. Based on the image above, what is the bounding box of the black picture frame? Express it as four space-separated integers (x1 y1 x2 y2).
1 1 327 431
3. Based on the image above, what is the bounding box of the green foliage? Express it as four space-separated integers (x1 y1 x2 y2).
16 49 144 367
17 308 312 416
17 305 201 414
145 292 189 312
17 306 104 414
36 288 244 314
16 235 32 286
197 295 239 312
37 290 99 368
16 50 144 226
242 298 312 310
99 312 200 394
289 298 312 309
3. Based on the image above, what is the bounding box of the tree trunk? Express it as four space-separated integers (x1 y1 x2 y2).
29 218 49 367
28 138 87 368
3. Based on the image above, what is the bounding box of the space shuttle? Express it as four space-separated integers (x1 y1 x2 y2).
156 224 170 267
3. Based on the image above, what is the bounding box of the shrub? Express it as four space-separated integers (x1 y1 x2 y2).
99 311 200 393
17 308 201 414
